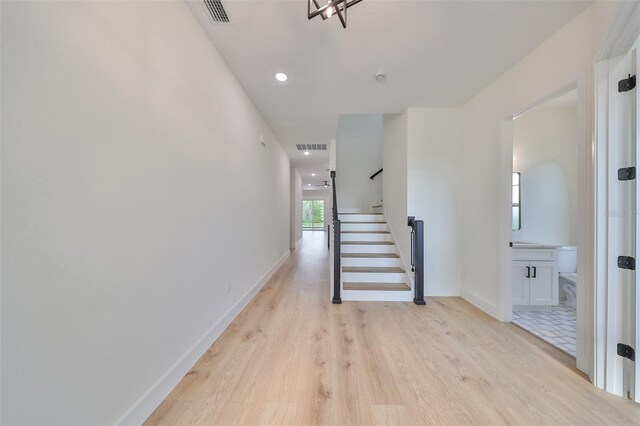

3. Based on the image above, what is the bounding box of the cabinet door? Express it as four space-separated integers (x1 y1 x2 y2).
529 262 558 305
512 261 530 305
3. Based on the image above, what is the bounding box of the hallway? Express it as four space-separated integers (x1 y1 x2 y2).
146 232 638 425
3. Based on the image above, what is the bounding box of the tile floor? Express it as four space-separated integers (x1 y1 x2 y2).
512 304 576 356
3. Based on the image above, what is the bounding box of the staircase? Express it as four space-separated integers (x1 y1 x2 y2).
338 212 413 301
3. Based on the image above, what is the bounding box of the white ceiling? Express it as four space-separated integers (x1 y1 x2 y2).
187 0 590 185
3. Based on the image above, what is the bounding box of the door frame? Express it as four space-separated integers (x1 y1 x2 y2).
594 11 639 399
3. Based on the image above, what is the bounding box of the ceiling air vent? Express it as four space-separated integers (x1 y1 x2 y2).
296 144 327 151
203 0 230 23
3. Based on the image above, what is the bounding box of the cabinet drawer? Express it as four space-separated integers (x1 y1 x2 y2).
512 249 557 262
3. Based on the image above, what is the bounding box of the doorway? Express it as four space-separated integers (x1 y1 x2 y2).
509 88 580 357
302 199 325 231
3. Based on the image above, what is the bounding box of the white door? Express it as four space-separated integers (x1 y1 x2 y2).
529 262 557 306
512 261 530 305
605 42 638 401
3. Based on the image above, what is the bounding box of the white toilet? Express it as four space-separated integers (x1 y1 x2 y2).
557 247 577 308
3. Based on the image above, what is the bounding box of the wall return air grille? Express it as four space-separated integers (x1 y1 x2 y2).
203 0 230 23
296 144 327 151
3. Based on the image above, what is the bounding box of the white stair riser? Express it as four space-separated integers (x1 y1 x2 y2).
341 244 396 254
339 214 385 222
341 223 387 232
341 257 402 268
341 290 413 302
342 272 407 283
341 233 390 242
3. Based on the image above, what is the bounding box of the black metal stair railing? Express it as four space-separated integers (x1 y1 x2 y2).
331 171 342 304
408 216 426 305
369 168 383 180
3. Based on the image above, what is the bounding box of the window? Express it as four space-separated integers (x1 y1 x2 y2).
303 200 325 230
512 172 521 231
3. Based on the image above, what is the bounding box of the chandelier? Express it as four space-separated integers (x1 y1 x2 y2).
308 0 364 29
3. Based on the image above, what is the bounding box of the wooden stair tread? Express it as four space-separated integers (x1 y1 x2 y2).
341 253 400 258
343 267 405 273
341 241 394 245
341 231 390 234
343 282 411 291
340 222 387 225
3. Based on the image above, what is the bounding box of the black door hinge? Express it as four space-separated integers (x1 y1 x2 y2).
618 167 636 181
618 256 636 270
618 74 636 93
617 343 635 361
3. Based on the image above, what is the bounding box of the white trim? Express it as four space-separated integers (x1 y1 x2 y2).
116 250 290 426
597 1 640 62
461 288 499 319
0 0 3 421
594 26 640 398
594 58 610 390
295 237 303 249
499 119 514 322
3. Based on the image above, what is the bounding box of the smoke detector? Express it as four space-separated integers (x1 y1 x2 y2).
374 72 387 82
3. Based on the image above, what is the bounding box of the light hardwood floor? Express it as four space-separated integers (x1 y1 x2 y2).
146 231 639 425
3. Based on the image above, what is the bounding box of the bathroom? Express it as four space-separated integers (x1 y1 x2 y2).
510 88 579 357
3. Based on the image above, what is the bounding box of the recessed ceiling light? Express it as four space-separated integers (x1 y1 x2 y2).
308 183 311 186
275 72 288 82
312 173 316 176
304 151 310 156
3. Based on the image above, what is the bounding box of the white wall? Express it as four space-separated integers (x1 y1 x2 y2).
513 106 578 246
406 108 463 296
336 114 383 212
0 1 290 424
382 113 411 277
303 189 332 229
290 167 303 247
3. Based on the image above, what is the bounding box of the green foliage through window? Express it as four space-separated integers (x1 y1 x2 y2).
303 200 325 230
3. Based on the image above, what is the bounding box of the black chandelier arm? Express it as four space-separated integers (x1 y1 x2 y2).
308 0 339 20
336 1 346 28
310 0 328 21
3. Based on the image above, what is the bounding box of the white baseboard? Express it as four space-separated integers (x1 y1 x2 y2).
426 285 460 297
117 250 291 425
460 288 500 320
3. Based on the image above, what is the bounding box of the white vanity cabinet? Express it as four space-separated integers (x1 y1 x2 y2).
512 246 559 307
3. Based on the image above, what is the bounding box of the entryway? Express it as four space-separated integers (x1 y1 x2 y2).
508 86 580 358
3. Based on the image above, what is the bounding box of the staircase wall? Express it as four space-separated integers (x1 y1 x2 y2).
382 113 412 279
406 108 463 296
336 114 384 211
